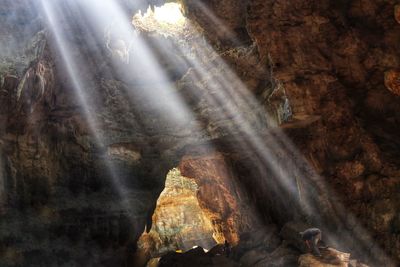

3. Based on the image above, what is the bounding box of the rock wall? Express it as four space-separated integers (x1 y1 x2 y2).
246 1 400 264
179 152 262 245
136 169 216 259
1 0 400 266
185 0 400 265
0 1 175 266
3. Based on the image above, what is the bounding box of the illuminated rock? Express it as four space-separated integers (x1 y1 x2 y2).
107 143 141 162
384 70 400 96
136 168 216 259
298 248 350 267
179 152 261 245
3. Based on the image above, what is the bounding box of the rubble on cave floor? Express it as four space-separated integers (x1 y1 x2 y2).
150 222 370 267
156 246 239 267
299 248 369 267
153 244 366 267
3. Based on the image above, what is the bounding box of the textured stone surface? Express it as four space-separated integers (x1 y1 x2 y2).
183 0 400 264
1 0 400 266
183 0 251 46
395 5 400 24
299 248 350 267
241 0 400 264
384 70 400 95
179 152 262 245
136 169 216 259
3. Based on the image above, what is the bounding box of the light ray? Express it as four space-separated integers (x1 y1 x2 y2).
79 0 193 126
39 0 135 201
38 0 395 264
138 9 394 263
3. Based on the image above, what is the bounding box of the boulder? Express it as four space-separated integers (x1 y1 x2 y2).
298 248 350 267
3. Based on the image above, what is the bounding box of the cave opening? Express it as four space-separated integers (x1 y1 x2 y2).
145 3 185 25
134 168 218 265
132 2 187 37
133 152 270 267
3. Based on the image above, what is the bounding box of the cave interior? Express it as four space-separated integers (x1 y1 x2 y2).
0 0 400 267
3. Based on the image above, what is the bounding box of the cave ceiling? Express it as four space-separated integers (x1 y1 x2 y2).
0 0 400 267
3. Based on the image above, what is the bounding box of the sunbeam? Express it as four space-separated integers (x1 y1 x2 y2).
79 0 194 126
2 0 397 266
39 0 136 202
132 3 394 264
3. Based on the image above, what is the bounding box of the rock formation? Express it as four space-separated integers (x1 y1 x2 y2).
0 0 399 266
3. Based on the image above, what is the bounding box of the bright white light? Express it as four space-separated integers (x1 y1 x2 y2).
154 3 185 24
132 3 186 36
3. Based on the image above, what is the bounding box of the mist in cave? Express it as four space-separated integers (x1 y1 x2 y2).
1 0 400 267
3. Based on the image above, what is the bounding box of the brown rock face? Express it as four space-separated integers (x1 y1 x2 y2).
229 0 400 264
183 0 251 46
395 5 400 24
298 248 350 267
182 0 400 265
136 169 216 259
384 70 400 95
1 0 400 266
179 152 261 245
0 1 178 266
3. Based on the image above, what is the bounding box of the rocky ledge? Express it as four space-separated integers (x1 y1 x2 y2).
147 221 370 267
